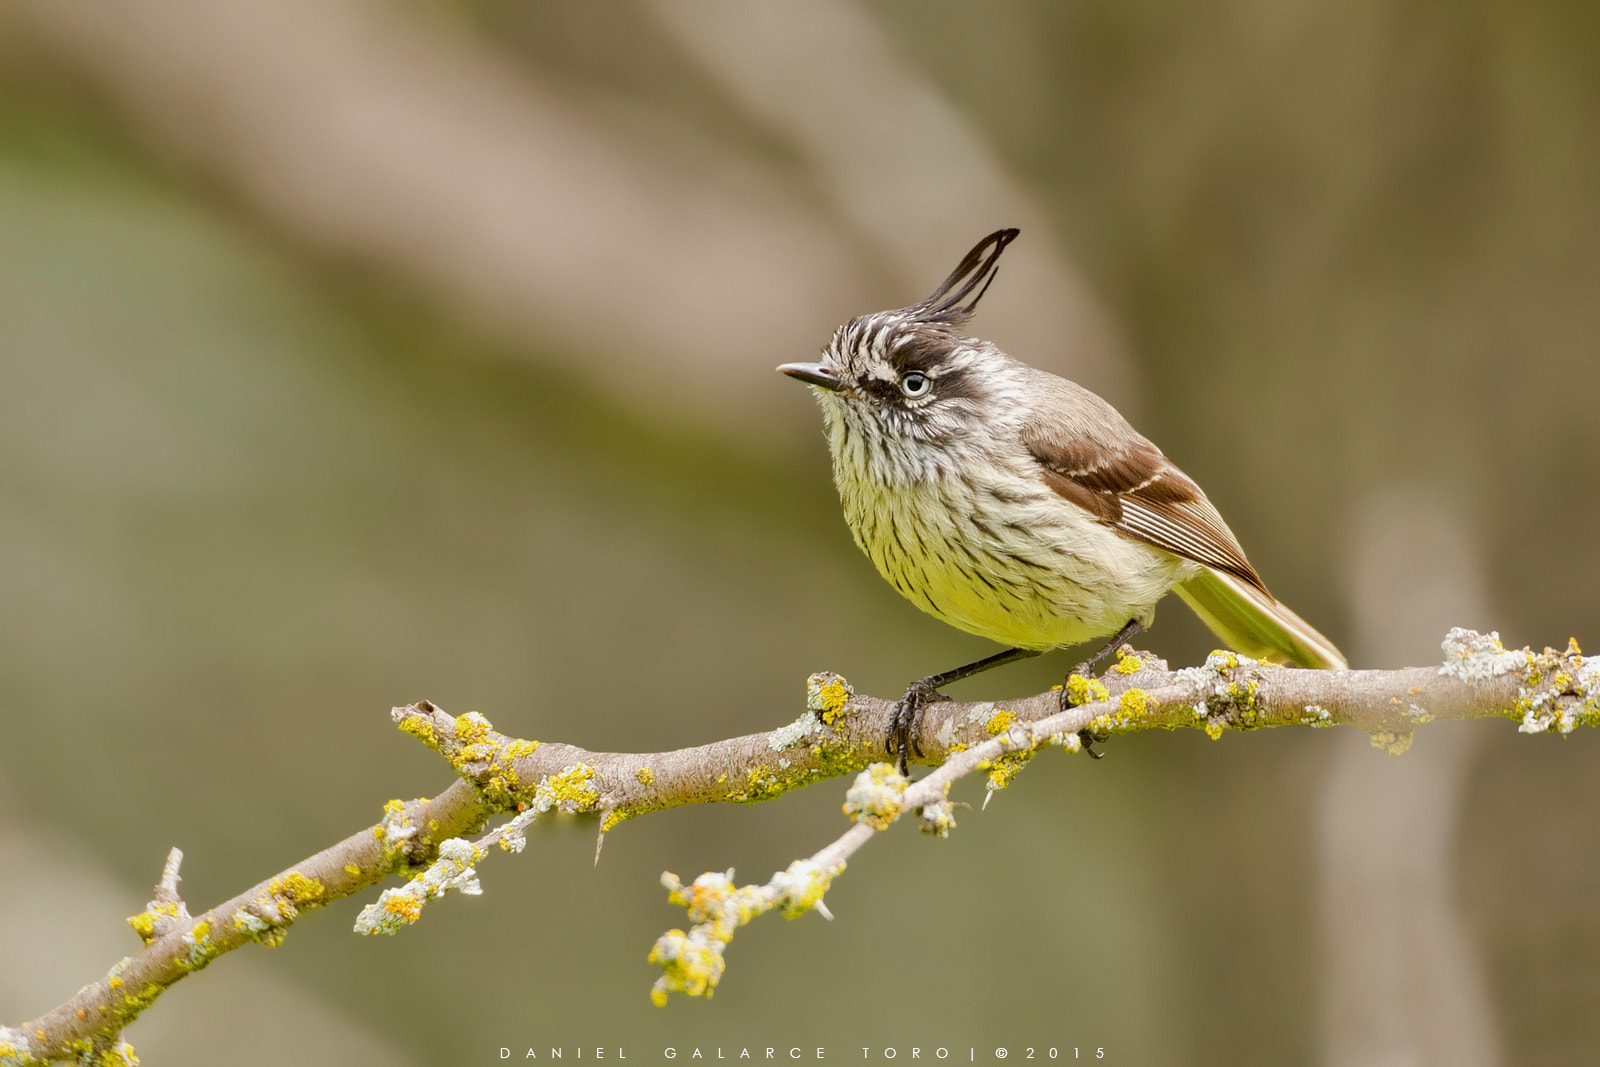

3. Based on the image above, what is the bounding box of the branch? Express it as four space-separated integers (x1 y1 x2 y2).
643 628 1600 1003
5 630 1593 1059
0 784 490 1065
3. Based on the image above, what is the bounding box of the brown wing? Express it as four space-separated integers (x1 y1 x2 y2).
1021 419 1269 596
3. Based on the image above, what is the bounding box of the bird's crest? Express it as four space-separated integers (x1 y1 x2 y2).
910 228 1019 324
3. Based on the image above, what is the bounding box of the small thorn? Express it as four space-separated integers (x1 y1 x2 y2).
814 900 834 921
594 825 606 866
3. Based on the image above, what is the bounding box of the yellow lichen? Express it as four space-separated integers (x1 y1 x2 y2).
1112 649 1144 675
120 982 162 1013
505 738 541 759
985 709 1015 735
736 765 791 804
543 763 599 811
843 764 908 829
1066 674 1111 706
635 766 655 786
1118 687 1149 719
383 893 423 923
984 750 1034 792
265 871 326 920
452 712 492 744
811 678 852 723
126 911 159 944
1204 721 1224 741
398 715 437 747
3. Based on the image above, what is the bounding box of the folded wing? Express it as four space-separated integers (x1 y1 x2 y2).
1021 409 1345 669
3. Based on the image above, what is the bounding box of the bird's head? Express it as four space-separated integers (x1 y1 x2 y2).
778 229 1020 450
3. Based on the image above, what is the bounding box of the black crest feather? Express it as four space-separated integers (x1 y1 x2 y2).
914 228 1019 322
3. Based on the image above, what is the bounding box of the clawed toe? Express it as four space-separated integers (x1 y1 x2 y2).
887 681 945 775
1061 637 1132 761
1078 728 1109 759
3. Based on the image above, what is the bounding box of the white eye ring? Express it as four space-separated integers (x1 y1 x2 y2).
900 371 932 398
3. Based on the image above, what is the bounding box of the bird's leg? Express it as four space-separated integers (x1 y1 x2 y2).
1061 619 1146 759
890 647 1042 774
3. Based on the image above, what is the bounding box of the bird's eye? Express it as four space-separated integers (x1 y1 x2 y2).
899 371 932 398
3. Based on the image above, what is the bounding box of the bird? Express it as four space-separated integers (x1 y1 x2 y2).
778 228 1345 770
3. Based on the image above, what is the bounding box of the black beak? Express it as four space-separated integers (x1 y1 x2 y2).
777 362 844 392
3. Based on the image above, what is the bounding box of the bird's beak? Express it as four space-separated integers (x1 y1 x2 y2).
777 362 844 391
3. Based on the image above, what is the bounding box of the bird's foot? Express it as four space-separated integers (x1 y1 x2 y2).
1078 727 1111 760
1061 654 1115 760
888 679 948 775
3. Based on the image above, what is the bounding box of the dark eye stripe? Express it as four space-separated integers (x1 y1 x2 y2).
885 324 962 373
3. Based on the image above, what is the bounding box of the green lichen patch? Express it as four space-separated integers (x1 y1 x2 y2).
733 765 792 804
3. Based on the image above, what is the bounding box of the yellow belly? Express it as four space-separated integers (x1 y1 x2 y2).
841 473 1191 651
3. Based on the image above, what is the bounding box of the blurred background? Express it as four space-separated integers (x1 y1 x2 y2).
1 1 1597 1063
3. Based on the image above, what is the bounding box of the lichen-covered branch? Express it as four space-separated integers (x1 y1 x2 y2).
5 630 1594 1059
388 629 1599 836
644 629 1600 1003
0 785 490 1066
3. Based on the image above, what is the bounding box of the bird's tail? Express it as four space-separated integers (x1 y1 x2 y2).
1173 567 1346 670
